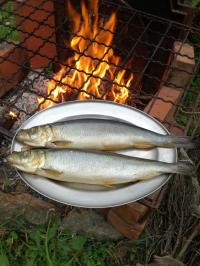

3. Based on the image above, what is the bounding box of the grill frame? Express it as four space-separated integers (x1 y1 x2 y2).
0 1 199 121
0 0 199 239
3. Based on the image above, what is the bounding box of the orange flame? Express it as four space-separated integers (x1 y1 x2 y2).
38 0 134 109
9 111 17 119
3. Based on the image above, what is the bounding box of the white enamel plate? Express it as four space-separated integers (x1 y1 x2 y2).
11 100 177 208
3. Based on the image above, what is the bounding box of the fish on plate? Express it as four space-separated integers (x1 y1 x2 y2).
16 118 195 150
7 149 194 186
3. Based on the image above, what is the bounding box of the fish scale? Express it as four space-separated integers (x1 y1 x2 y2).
7 149 194 186
16 118 195 150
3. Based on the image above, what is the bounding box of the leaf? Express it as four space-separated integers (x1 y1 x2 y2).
25 248 40 266
29 230 42 248
47 224 58 241
0 254 9 266
60 257 75 266
69 236 87 251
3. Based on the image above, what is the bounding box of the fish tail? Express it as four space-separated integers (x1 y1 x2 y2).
167 136 199 149
176 161 195 176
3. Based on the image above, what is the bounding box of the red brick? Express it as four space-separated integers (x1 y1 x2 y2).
106 85 184 239
106 201 152 239
169 124 185 136
168 41 195 88
111 203 149 224
138 187 164 209
144 86 183 123
174 41 194 65
15 0 56 69
100 44 193 239
107 209 146 240
0 43 26 97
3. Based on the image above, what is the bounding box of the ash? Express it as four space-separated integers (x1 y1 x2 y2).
0 69 53 192
8 69 52 132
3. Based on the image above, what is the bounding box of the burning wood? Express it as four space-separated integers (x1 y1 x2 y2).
37 0 134 109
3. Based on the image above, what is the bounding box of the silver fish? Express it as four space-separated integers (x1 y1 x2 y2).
16 118 194 150
7 149 193 186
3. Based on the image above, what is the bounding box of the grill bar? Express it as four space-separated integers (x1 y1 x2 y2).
0 0 199 134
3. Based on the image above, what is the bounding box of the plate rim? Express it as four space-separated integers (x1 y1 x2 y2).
11 100 177 208
12 100 173 134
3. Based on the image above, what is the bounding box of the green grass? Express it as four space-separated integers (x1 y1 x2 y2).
185 0 200 6
0 1 18 41
0 218 113 266
191 0 200 6
0 218 160 266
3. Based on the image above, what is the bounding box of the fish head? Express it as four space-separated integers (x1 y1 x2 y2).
16 125 53 147
7 150 44 173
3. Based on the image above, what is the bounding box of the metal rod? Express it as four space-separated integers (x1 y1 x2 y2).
0 0 199 132
0 126 13 139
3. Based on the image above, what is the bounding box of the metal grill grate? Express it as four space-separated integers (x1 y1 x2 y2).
0 0 199 147
0 0 199 241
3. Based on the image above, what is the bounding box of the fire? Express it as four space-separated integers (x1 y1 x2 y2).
38 0 134 109
9 111 17 119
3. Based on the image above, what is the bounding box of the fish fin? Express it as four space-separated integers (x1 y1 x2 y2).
20 144 31 151
45 142 57 148
41 168 62 177
49 141 72 148
176 161 195 176
101 180 114 188
133 143 154 149
101 144 124 150
136 172 161 181
102 143 154 150
103 184 113 188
